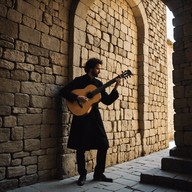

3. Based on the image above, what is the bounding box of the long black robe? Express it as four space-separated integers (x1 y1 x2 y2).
60 74 119 150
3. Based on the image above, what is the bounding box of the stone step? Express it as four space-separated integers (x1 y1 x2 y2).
170 147 192 159
140 168 192 191
162 156 192 174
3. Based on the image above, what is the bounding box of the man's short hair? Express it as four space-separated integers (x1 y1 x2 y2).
84 58 102 73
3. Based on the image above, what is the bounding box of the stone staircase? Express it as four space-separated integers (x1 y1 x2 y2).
140 152 192 191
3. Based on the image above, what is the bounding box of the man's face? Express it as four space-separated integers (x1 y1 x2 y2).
91 64 101 77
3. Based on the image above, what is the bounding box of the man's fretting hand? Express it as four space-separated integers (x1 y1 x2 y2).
114 78 121 90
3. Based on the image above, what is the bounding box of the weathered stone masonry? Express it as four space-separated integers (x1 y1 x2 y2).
0 0 171 191
0 0 70 190
141 1 192 190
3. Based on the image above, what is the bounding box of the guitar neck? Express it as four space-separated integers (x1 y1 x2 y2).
91 77 117 96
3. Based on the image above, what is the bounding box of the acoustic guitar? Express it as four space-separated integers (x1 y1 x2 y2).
66 70 133 116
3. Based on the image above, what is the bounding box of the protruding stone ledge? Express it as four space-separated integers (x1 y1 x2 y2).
140 167 192 191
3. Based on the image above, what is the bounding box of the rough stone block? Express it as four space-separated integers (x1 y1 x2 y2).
52 65 61 75
0 78 20 93
0 179 18 191
16 40 28 52
16 62 34 71
24 125 40 139
19 174 38 186
0 93 14 106
12 159 22 166
8 166 25 178
0 154 11 166
38 155 56 170
13 151 29 159
0 128 10 142
29 44 49 57
0 141 23 153
50 24 63 39
62 154 76 176
34 65 44 73
36 20 49 34
0 39 14 49
4 49 25 62
42 74 55 83
26 165 37 174
23 156 37 165
30 72 41 82
41 34 59 52
21 82 45 95
18 114 42 126
50 51 67 66
0 106 11 116
15 93 29 107
43 12 52 26
0 3 7 17
0 59 15 70
7 9 22 23
19 25 41 45
12 107 27 114
17 0 42 21
23 15 35 29
0 167 6 180
4 116 17 127
0 17 18 38
11 70 29 81
11 127 23 140
24 139 40 151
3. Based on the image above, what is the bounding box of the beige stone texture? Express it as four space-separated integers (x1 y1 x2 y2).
0 0 185 190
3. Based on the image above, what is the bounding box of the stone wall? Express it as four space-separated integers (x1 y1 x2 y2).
0 0 71 190
169 0 192 156
0 0 168 191
141 0 168 153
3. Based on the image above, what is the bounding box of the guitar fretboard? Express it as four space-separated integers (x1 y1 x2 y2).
87 69 132 98
90 77 117 97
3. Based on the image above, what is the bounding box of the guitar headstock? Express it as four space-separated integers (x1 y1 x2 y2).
119 70 133 79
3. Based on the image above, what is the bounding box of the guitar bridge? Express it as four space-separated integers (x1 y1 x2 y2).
77 99 83 108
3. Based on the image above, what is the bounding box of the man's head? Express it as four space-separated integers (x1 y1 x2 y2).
84 58 102 77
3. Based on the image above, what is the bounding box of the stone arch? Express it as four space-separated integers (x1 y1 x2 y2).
68 0 150 156
69 0 149 75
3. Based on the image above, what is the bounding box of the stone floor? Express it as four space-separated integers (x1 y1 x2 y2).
8 141 188 192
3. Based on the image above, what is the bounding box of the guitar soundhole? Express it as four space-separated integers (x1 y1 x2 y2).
87 92 93 99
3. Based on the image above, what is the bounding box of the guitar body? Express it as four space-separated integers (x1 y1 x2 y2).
66 69 133 116
66 84 101 116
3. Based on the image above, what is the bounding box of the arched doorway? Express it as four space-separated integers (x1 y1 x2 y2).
62 0 169 177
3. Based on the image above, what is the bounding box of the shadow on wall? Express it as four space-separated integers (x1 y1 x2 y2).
55 89 65 179
55 88 75 179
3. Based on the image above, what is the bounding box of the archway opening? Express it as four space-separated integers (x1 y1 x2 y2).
166 6 175 149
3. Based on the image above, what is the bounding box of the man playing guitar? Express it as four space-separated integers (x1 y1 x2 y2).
60 58 121 186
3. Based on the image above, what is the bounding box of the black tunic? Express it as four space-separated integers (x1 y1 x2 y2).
60 74 119 150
